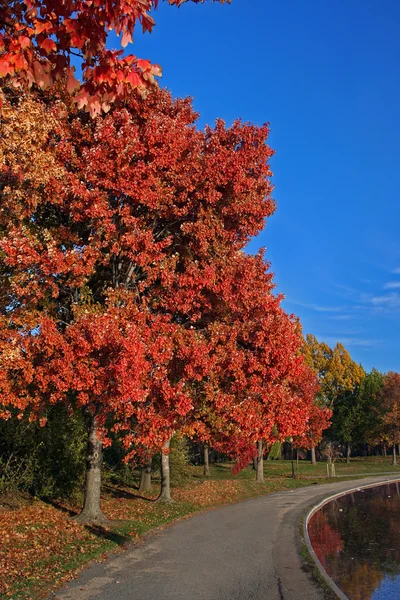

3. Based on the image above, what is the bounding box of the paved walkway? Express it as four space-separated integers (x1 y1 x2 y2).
54 476 399 600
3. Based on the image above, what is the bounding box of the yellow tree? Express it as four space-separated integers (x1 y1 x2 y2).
303 335 365 463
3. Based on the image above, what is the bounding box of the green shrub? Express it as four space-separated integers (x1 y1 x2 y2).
0 405 86 498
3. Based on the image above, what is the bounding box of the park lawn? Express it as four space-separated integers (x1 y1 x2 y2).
238 455 400 479
1 457 399 600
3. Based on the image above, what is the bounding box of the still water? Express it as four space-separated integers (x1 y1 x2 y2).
308 481 400 600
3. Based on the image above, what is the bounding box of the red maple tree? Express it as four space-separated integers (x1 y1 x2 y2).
293 403 332 452
179 249 320 478
0 84 276 517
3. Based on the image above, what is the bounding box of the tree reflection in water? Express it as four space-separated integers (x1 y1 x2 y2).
308 482 400 600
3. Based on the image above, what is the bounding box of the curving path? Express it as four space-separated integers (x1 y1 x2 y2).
54 476 399 600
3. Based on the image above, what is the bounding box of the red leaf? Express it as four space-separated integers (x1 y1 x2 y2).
33 60 52 88
121 31 133 48
126 70 141 87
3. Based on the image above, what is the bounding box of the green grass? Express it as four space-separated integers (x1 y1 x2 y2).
258 455 400 478
188 455 400 482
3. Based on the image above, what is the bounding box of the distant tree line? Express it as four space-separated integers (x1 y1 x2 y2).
303 334 400 466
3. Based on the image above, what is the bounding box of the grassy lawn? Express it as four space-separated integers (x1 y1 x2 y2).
1 456 399 600
244 455 400 479
191 456 400 481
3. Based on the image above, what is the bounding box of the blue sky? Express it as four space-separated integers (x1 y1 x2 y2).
108 0 400 373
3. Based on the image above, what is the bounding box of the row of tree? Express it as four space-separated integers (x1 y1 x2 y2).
1 0 395 526
0 84 330 520
303 335 400 466
0 0 330 523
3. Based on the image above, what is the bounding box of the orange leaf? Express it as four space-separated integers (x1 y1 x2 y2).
66 67 80 93
18 36 31 49
87 96 102 118
136 59 151 72
34 21 52 35
0 59 14 77
40 39 57 54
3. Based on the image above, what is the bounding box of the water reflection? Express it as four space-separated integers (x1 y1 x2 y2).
308 482 400 600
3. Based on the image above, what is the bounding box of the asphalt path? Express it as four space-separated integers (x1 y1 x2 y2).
54 475 399 600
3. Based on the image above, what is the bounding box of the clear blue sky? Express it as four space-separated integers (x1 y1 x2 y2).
108 0 400 373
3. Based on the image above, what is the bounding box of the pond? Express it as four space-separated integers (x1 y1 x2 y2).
308 481 400 600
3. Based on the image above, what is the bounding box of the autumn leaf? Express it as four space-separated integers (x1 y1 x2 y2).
40 38 57 54
0 59 13 77
33 60 51 88
121 31 133 48
66 66 80 93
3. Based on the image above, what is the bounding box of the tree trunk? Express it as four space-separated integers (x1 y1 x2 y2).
346 443 351 464
252 455 257 470
256 440 264 483
393 443 397 466
311 446 317 465
203 443 210 477
157 438 173 502
75 413 107 523
383 444 387 459
139 457 152 492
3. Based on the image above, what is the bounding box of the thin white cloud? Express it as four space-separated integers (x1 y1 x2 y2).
330 282 363 299
286 300 344 313
320 336 379 349
328 314 353 321
371 293 400 309
392 267 400 274
384 282 400 290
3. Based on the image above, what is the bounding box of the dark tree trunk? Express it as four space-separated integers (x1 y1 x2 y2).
311 446 317 465
256 440 264 483
383 444 387 458
157 438 173 502
252 455 257 470
346 443 351 464
393 443 397 466
75 413 107 523
203 443 210 477
139 457 152 492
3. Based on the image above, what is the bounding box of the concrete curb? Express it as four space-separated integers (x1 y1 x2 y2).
303 477 400 600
